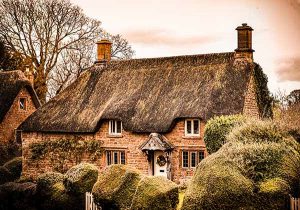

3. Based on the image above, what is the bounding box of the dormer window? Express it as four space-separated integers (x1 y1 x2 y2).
109 120 122 135
19 98 27 110
185 119 200 136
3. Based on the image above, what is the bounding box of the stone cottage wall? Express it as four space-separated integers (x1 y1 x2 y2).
243 73 260 118
0 88 37 143
22 120 207 183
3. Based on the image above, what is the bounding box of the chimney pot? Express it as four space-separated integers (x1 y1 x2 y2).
95 39 112 66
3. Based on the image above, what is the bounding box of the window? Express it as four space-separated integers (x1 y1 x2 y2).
106 150 126 166
19 98 27 110
185 119 200 136
182 151 189 168
182 150 205 168
109 120 122 135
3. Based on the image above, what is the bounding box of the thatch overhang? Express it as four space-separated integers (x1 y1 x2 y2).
19 52 253 133
140 133 174 151
0 70 41 123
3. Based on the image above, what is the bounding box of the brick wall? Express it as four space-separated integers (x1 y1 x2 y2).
22 120 207 183
0 88 37 143
243 72 260 118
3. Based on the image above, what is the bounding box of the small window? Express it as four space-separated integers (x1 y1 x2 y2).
109 120 122 135
19 98 27 110
185 119 200 136
199 151 205 162
106 150 126 166
190 152 197 168
182 151 189 168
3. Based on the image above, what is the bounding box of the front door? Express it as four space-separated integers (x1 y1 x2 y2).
154 151 168 177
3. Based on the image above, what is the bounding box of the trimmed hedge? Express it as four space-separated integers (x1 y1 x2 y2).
183 119 298 210
204 115 245 154
64 163 98 194
0 166 12 184
3 156 22 181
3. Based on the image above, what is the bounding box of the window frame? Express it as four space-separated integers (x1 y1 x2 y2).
19 97 27 110
184 119 200 137
109 120 122 135
106 150 126 166
182 151 189 168
190 151 197 168
181 150 205 169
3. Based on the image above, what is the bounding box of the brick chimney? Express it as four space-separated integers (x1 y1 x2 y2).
95 39 112 66
235 23 254 61
24 65 34 87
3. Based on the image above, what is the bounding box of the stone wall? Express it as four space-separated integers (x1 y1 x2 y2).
243 72 260 118
22 120 207 183
0 88 37 143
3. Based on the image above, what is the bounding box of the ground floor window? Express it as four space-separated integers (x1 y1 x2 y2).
182 150 205 168
106 150 126 166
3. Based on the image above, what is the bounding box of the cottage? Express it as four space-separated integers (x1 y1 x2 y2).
0 69 40 143
19 24 264 183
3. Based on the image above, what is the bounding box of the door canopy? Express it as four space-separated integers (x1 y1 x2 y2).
140 133 174 151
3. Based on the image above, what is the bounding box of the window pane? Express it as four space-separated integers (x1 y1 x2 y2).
199 151 205 162
113 152 118 164
193 120 199 134
182 151 189 168
112 121 116 133
19 98 26 110
107 151 112 165
191 152 196 167
116 121 122 134
186 120 192 134
120 151 126 164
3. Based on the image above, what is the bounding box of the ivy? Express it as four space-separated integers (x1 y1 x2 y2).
253 63 273 118
29 136 103 173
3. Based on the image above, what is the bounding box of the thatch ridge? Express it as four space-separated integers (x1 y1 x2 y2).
20 52 252 133
0 70 41 123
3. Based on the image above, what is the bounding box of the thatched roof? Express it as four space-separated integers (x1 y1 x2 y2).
20 52 253 133
0 70 40 123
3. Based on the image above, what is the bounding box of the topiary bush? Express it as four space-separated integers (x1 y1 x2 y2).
131 176 179 210
0 166 12 184
64 162 98 194
92 164 143 210
183 119 298 210
204 115 245 154
3 156 22 181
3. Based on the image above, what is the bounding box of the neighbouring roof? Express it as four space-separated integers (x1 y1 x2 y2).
140 133 174 151
20 52 253 133
0 70 41 123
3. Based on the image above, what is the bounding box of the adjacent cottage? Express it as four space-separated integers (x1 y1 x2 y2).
20 24 263 183
0 70 40 143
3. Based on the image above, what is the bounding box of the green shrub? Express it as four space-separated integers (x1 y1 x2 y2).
64 163 98 194
183 119 297 210
92 164 142 210
3 156 22 180
0 142 21 165
0 182 37 210
131 176 179 210
204 115 245 154
0 166 12 184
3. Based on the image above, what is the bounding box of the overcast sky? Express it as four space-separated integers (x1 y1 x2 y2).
71 0 300 94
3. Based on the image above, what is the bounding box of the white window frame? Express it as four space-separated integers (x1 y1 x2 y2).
19 97 27 110
109 120 122 135
182 151 189 168
106 150 126 166
190 151 197 168
185 119 200 137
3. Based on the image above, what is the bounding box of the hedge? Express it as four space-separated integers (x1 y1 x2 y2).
3 156 22 181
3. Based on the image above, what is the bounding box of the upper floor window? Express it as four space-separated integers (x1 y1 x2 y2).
109 120 122 135
185 119 200 136
19 98 27 110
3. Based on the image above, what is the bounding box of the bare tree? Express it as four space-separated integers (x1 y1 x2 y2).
47 31 135 98
0 0 100 103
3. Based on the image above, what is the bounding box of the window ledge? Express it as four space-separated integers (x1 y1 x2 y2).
108 134 123 138
182 135 201 139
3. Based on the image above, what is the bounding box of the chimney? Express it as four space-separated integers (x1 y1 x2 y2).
95 39 112 66
24 65 34 86
235 23 254 61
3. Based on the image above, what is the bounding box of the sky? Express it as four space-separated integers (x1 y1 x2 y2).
71 0 300 94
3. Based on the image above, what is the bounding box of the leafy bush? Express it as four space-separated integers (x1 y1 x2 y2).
131 176 179 210
0 182 37 210
0 166 12 184
93 164 142 210
183 119 298 210
0 142 21 165
204 115 245 154
3 156 22 180
64 163 98 194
